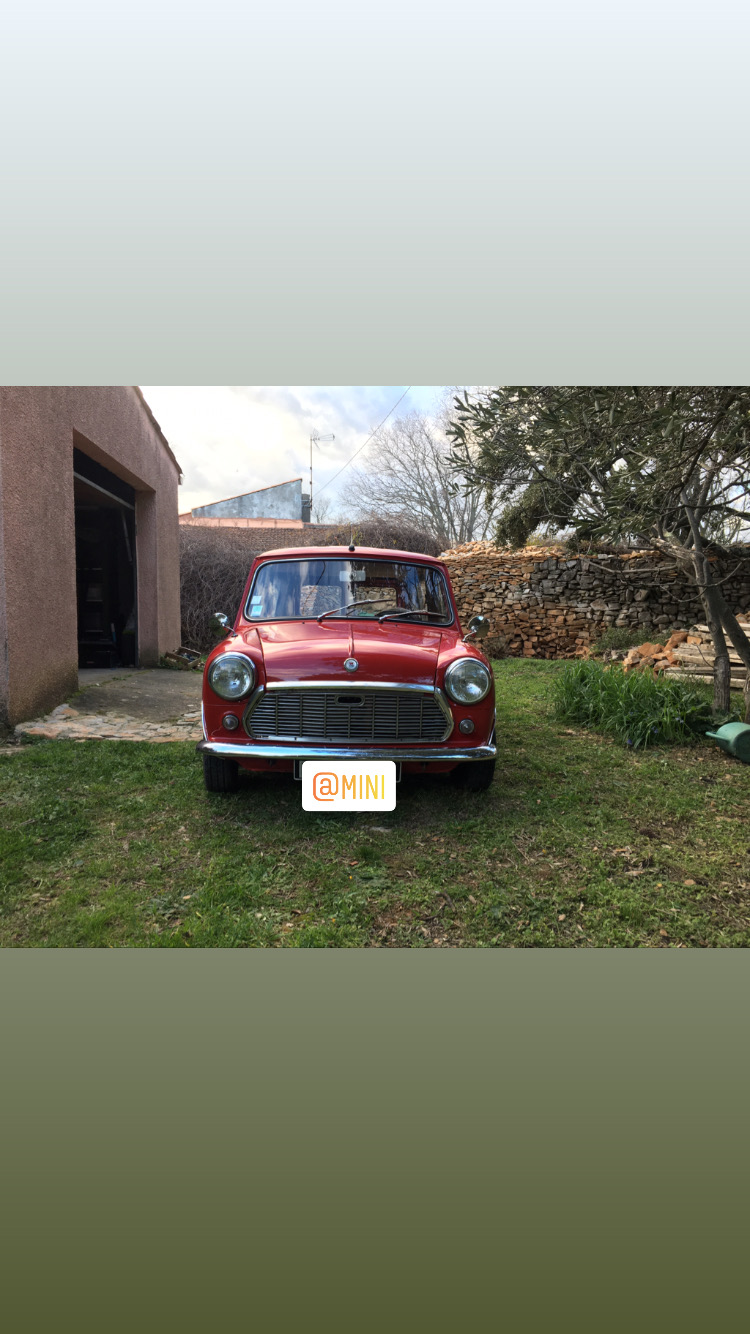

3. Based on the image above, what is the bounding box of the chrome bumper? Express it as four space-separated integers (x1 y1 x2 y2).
196 739 497 763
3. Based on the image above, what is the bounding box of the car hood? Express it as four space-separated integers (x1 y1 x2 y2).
247 620 449 686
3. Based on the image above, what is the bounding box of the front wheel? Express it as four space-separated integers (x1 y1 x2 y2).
452 759 496 792
203 754 240 794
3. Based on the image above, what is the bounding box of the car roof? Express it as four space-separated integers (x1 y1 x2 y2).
253 546 445 565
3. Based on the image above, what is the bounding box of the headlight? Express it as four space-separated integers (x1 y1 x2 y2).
444 658 491 705
208 654 255 701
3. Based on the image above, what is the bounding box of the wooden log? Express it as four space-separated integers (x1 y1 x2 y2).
670 662 746 677
675 650 743 666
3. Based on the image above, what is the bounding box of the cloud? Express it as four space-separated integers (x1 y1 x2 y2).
140 385 442 514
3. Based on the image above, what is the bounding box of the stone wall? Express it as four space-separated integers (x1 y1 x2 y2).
440 542 750 658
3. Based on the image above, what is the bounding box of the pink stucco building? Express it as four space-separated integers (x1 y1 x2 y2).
0 387 181 728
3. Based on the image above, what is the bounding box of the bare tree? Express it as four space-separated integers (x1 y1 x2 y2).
310 493 340 524
340 406 498 551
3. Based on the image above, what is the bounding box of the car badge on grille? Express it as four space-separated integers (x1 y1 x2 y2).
344 657 359 672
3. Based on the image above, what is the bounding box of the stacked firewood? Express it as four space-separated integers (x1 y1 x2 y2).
440 541 589 658
440 540 750 662
665 622 750 688
619 622 750 689
621 633 687 675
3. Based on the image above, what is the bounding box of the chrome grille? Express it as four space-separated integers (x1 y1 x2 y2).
245 687 450 743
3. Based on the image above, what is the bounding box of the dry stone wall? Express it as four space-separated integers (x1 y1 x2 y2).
440 542 750 658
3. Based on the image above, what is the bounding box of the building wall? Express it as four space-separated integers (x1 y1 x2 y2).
192 478 303 521
180 515 305 529
0 387 181 726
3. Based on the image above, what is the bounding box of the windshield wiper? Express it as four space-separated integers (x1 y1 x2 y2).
317 598 394 623
377 609 447 622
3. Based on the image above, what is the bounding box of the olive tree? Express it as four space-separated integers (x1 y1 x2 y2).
448 387 750 715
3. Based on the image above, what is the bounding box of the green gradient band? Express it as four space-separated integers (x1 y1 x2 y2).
2 953 748 1331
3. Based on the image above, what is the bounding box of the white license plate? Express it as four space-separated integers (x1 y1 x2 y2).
301 761 397 811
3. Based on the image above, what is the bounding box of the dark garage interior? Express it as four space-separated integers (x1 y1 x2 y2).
73 449 137 668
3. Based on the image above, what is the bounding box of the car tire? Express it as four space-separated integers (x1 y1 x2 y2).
203 754 240 794
452 759 496 792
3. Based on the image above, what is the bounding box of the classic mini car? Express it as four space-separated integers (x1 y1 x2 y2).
197 546 497 794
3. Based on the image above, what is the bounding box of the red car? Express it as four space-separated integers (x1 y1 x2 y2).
197 546 496 794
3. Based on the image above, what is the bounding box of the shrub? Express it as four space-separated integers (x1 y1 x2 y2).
180 528 254 650
326 517 441 555
591 626 670 656
483 632 509 659
563 533 650 555
551 660 714 748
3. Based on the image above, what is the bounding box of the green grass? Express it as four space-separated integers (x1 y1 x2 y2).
552 659 718 748
1 659 749 947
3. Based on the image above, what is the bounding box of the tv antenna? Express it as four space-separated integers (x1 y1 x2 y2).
310 430 335 517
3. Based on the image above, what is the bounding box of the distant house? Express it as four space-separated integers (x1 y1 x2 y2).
0 387 181 727
181 478 311 527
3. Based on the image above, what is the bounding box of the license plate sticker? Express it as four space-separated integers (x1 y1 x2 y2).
301 761 397 811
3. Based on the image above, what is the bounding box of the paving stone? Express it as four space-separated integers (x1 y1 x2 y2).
50 704 79 719
15 668 204 745
14 716 202 744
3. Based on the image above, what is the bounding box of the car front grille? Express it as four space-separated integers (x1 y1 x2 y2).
244 687 451 744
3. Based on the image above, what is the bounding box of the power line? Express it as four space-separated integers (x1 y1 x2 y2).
315 387 411 496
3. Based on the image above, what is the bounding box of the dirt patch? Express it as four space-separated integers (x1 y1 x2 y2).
371 898 463 947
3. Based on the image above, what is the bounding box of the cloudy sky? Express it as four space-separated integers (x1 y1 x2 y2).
140 386 444 517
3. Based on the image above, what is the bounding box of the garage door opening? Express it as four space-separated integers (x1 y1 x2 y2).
73 449 137 668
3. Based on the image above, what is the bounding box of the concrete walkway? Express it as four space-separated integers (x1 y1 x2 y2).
14 668 204 743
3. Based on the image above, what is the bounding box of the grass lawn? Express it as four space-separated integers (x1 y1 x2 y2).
1 660 749 947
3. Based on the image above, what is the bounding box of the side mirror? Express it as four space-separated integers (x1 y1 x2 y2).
210 612 231 638
464 614 490 643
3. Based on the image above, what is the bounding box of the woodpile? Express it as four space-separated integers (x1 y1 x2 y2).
440 541 594 659
163 646 203 671
621 633 686 675
440 540 750 661
666 622 750 688
617 622 750 690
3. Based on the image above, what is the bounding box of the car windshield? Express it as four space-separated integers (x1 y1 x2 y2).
244 558 453 623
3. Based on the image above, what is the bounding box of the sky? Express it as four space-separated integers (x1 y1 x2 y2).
140 386 445 518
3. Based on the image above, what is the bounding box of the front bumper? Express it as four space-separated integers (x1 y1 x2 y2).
196 739 497 763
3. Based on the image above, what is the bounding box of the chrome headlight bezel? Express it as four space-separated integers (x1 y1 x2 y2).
444 658 492 705
208 653 256 702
